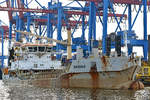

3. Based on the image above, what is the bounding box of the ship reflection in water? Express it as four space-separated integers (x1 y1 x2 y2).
0 80 150 100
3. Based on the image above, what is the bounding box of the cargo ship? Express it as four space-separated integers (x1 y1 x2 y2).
2 30 144 89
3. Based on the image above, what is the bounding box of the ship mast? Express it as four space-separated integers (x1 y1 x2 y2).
67 27 72 60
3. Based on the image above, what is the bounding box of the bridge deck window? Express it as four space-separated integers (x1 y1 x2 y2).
28 47 37 52
38 46 45 52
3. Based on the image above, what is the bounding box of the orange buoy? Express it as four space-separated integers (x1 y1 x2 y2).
3 68 9 75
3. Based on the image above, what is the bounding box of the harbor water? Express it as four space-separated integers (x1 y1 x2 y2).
0 80 150 100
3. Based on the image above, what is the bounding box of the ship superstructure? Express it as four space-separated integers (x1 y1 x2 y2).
11 43 61 70
4 42 64 80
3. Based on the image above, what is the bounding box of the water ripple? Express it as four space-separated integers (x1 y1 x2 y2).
0 80 150 100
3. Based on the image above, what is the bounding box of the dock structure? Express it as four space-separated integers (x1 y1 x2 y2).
0 0 149 65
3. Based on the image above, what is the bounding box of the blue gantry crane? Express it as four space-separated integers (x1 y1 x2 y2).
0 0 149 61
0 21 10 68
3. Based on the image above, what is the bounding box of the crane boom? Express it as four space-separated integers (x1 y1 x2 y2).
15 30 68 45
